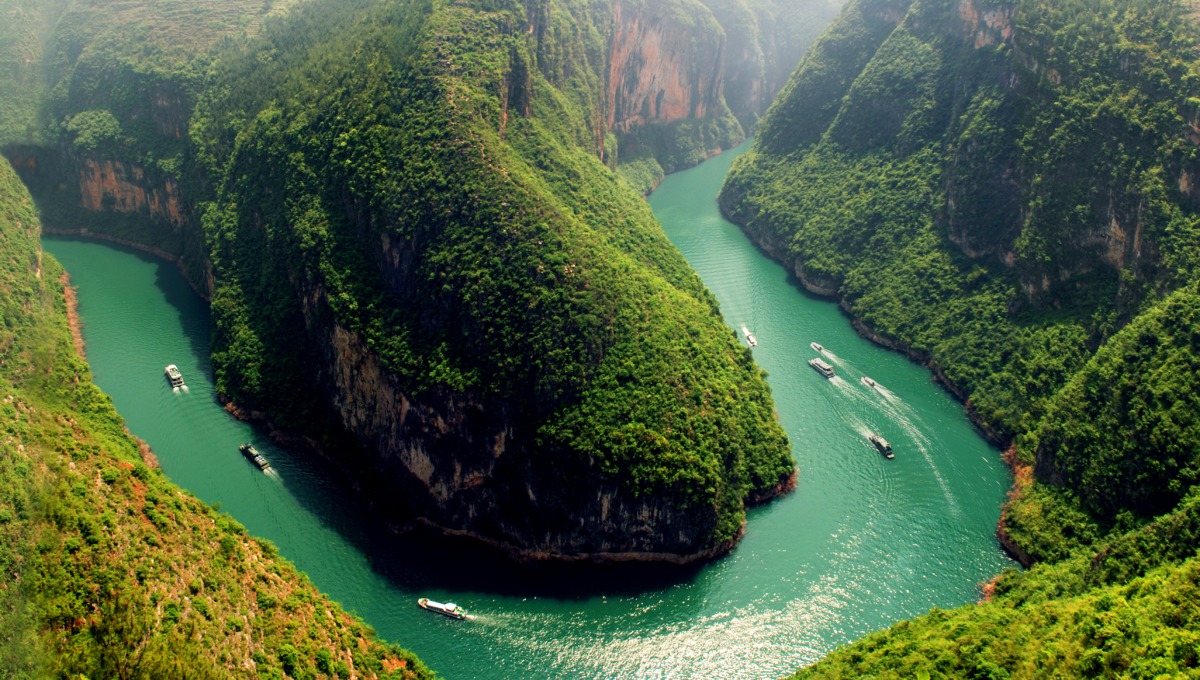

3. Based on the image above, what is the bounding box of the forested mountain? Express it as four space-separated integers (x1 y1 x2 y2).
722 0 1200 674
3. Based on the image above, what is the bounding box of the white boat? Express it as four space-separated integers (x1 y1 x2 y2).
418 597 466 620
810 342 824 353
164 364 185 388
861 376 877 388
869 433 894 459
744 329 757 346
808 358 835 378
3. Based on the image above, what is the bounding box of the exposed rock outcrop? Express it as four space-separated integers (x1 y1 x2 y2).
75 158 184 224
606 2 725 134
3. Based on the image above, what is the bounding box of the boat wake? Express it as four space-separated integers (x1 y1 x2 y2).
835 361 961 516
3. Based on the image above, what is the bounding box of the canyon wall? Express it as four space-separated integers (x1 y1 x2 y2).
605 0 845 172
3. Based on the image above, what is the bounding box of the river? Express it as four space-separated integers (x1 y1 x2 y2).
42 142 1015 678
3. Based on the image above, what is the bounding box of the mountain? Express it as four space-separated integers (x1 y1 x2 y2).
0 0 868 565
722 0 1200 674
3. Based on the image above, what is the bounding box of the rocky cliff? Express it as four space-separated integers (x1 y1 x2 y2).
606 0 845 174
0 0 810 564
606 1 725 135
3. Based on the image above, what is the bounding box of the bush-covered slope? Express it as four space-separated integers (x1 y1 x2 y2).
0 156 433 679
723 0 1200 672
190 0 794 558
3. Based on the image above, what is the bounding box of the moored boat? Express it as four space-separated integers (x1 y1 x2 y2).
869 433 894 459
238 443 271 471
808 357 835 378
418 597 467 620
164 364 185 388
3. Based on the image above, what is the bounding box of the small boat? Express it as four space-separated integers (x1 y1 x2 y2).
164 364 185 388
810 342 824 353
869 433 894 459
418 597 466 620
808 357 835 378
238 443 270 471
744 329 758 347
861 376 877 388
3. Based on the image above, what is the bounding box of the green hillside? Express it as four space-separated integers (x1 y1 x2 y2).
190 0 794 552
0 156 433 679
724 0 1200 674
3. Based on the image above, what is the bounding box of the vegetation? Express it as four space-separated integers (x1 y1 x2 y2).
1 0 795 556
726 0 1200 673
0 156 434 678
180 0 795 549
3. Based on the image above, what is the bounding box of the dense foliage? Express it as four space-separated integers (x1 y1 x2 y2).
187 0 793 546
727 0 1200 673
0 157 434 679
0 0 801 557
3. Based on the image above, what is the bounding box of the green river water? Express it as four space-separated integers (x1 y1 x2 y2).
42 142 1015 678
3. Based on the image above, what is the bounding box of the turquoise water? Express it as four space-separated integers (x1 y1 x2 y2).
42 143 1014 678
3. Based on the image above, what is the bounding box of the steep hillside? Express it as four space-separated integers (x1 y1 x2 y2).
0 156 433 679
796 490 1200 677
189 0 794 562
723 0 1200 673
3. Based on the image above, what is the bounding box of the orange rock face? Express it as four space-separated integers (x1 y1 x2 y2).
606 1 724 133
78 159 184 225
958 0 1015 49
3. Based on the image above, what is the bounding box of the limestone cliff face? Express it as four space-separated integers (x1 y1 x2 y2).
5 148 184 228
604 0 844 172
76 158 185 224
3 145 210 294
606 1 725 135
956 0 1015 49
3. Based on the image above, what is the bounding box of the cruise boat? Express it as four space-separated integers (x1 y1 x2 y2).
810 342 825 353
418 597 466 620
164 364 185 389
869 433 894 459
861 376 878 388
808 357 835 378
238 443 271 471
